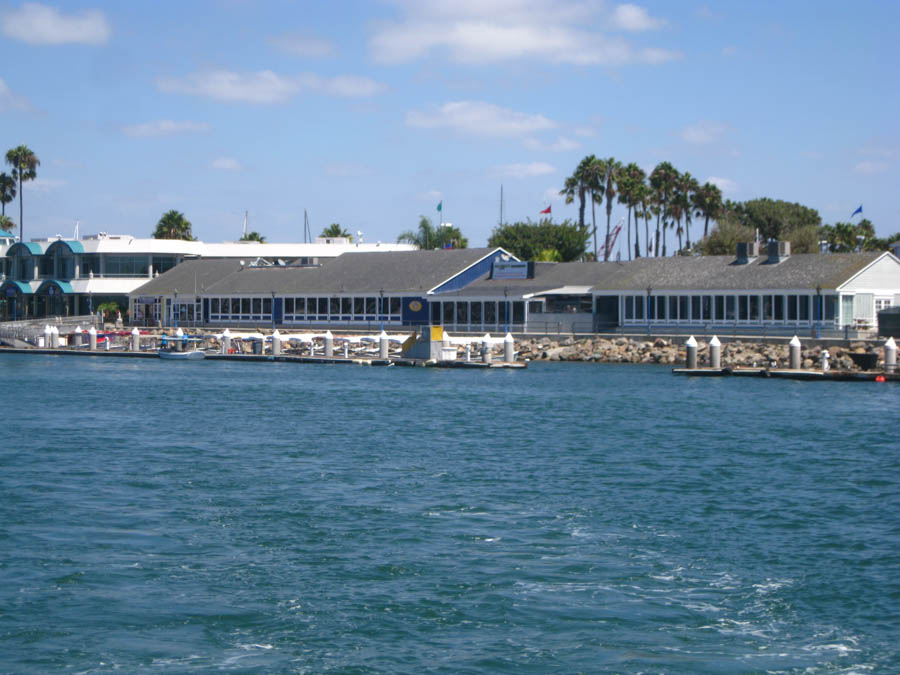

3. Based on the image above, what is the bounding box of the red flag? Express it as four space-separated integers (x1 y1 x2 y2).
540 205 551 214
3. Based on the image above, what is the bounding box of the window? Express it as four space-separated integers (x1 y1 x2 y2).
691 296 700 322
263 298 272 314
456 302 468 323
876 298 893 312
390 298 401 315
715 296 725 321
739 296 749 321
625 296 634 320
702 295 712 321
512 301 524 324
824 295 837 320
152 256 176 274
39 256 53 277
471 302 482 323
634 296 644 320
80 254 100 277
212 298 220 313
749 295 760 321
330 298 340 314
443 302 454 324
669 296 678 321
528 300 543 314
763 295 773 321
787 295 798 321
354 298 364 315
484 302 496 324
774 295 784 321
365 297 376 314
106 255 149 277
679 296 689 322
431 302 441 325
252 298 262 315
241 298 251 314
726 296 736 321
284 298 294 314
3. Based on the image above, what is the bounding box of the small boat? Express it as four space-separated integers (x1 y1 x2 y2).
158 348 206 360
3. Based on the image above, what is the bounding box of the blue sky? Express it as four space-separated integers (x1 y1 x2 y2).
0 0 896 247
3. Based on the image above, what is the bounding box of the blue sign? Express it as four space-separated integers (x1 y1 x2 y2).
401 296 429 324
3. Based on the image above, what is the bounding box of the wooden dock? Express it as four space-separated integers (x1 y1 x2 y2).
672 366 897 382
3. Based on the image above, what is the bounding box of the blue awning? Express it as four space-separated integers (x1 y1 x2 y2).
45 240 85 254
1 280 33 296
6 242 43 256
37 280 74 294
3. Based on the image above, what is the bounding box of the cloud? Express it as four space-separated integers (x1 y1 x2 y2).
573 126 595 137
492 162 556 179
369 1 680 66
523 136 579 151
122 120 210 137
157 69 385 103
1 3 110 45
28 177 66 192
0 77 33 112
544 186 565 203
681 121 729 144
211 157 241 171
852 160 889 174
706 176 738 194
268 33 334 58
407 101 555 137
609 4 666 31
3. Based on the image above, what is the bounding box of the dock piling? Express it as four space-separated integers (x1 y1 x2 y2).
131 327 140 352
685 335 698 369
504 332 515 363
325 330 334 357
379 330 389 359
709 335 721 368
88 326 97 351
885 337 897 374
789 335 802 370
272 330 282 356
175 327 184 352
482 334 492 364
222 328 232 354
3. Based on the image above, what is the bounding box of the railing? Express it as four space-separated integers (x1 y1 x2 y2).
0 314 100 346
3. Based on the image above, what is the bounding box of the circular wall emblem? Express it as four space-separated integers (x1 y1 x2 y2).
409 300 422 312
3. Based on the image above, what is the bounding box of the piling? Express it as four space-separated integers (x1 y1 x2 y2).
379 330 389 359
709 335 721 368
343 341 349 358
465 344 471 362
482 334 492 364
789 335 802 370
88 326 97 351
272 330 282 356
131 327 140 352
324 330 334 357
685 335 698 369
504 333 515 363
222 328 232 354
43 325 51 348
50 326 60 349
73 325 83 346
175 327 184 352
885 336 897 374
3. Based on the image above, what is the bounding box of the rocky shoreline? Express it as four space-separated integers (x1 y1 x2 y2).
516 335 885 370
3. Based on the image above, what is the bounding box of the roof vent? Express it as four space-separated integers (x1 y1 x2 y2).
735 241 759 264
766 240 790 264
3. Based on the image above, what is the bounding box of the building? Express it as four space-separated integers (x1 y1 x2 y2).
128 242 900 336
0 233 414 321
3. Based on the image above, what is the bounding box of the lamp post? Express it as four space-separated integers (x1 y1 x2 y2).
271 291 276 329
504 287 509 333
379 288 384 331
173 289 178 329
815 284 821 339
646 286 652 336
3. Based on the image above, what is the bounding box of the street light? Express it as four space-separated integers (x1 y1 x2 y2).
379 288 384 331
504 287 509 333
815 284 821 339
646 286 652 336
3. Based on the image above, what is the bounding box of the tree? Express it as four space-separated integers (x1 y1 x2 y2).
678 172 699 250
5 145 39 242
0 214 14 233
692 182 724 241
487 218 588 262
617 163 646 260
0 172 15 218
728 198 821 241
560 155 598 244
698 216 754 256
240 231 266 243
320 223 353 241
600 158 622 261
153 210 195 240
649 161 678 256
397 216 467 249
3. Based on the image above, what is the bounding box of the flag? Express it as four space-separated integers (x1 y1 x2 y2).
540 205 551 214
436 201 442 213
443 242 453 249
851 204 862 218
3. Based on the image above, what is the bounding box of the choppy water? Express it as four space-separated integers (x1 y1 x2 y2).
1 354 898 672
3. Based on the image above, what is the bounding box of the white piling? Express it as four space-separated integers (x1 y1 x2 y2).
272 329 282 356
50 325 60 349
222 328 232 354
379 330 389 359
104 332 110 350
789 335 802 370
175 327 184 352
343 341 349 358
504 332 515 363
88 326 97 351
685 335 698 369
482 333 492 364
821 348 830 371
324 330 334 357
885 336 896 374
709 335 721 369
465 344 471 362
131 326 140 352
73 325 83 346
43 325 51 348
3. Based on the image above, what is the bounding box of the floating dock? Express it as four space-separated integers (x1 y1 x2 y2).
672 367 897 382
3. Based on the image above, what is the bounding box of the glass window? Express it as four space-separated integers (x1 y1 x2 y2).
387 298 398 314
354 297 364 314
365 297 376 314
241 298 251 314
295 298 305 315
799 296 809 321
702 295 711 321
284 298 294 314
471 302 482 323
431 302 441 324
739 296 748 321
625 296 634 320
456 302 468 323
513 301 524 324
484 302 496 324
340 298 350 314
774 295 784 321
787 295 797 321
634 296 644 320
679 296 689 321
763 295 773 321
528 300 543 314
263 298 272 314
106 255 149 277
726 296 736 321
443 302 454 324
329 298 340 314
80 254 100 277
668 296 678 321
691 296 700 322
39 256 53 277
317 298 328 315
749 295 760 321
152 256 176 274
824 295 836 320
212 298 220 313
252 298 262 314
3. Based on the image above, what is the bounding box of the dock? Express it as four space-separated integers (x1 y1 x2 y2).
672 367 897 382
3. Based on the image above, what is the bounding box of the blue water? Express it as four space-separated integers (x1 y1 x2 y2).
1 354 898 672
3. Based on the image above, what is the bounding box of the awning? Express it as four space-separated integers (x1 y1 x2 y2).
523 285 594 299
1 280 34 296
36 280 74 295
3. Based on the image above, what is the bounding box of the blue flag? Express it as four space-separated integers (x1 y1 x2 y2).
851 204 862 218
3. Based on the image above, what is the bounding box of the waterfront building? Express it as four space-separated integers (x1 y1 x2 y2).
129 242 900 336
0 233 414 321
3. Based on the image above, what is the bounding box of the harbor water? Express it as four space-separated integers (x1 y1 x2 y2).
1 354 898 672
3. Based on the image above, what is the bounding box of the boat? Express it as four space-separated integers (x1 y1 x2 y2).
158 348 206 360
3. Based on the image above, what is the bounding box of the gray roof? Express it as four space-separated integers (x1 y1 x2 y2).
444 261 622 297
132 258 243 295
591 252 884 292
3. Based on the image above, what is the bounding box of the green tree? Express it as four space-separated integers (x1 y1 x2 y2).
729 198 821 241
600 158 622 261
487 218 588 262
397 216 467 249
692 182 724 241
0 214 14 233
560 155 598 241
320 223 353 241
153 210 195 240
240 231 266 242
5 145 39 242
699 215 754 256
649 161 678 257
0 171 16 218
617 163 646 260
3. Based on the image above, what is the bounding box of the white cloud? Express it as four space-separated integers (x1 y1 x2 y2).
28 177 66 192
211 157 241 171
421 189 443 201
492 162 556 179
369 1 680 66
544 186 565 203
157 70 385 103
609 4 666 31
122 120 210 137
407 101 555 137
706 176 738 194
0 77 33 112
1 3 110 45
852 160 889 174
268 33 334 58
681 121 729 144
523 136 579 151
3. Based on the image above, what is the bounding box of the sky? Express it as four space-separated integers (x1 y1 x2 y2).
0 0 897 248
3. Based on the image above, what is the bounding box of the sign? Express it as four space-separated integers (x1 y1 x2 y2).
4 287 16 297
492 261 531 280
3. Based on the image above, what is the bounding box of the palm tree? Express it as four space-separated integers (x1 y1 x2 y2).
679 172 699 250
600 158 622 261
560 155 597 248
617 163 646 260
0 214 14 234
693 182 724 240
320 223 353 241
649 161 678 256
240 231 266 242
397 216 467 249
0 172 16 218
5 145 39 242
152 210 195 240
583 156 605 260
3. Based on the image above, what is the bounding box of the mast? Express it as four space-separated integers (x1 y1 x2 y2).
499 184 504 225
242 210 248 239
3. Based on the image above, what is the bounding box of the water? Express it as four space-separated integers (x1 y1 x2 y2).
1 355 898 673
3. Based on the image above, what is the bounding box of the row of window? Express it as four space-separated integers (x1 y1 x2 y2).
3 254 177 280
622 293 837 322
430 300 526 326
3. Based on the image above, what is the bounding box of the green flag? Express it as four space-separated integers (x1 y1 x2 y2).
437 201 442 212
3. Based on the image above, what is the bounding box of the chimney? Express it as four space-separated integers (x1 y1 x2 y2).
766 240 791 263
735 241 759 264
